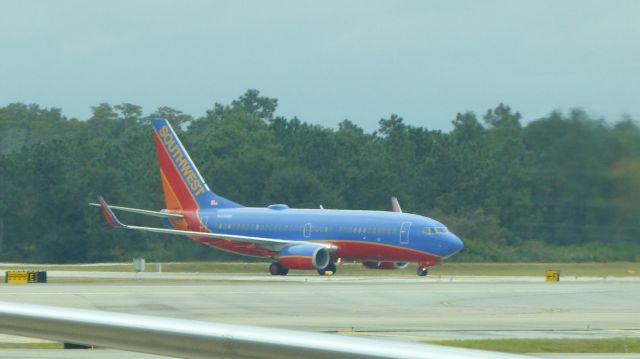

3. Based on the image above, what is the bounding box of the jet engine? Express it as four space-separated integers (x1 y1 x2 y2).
362 261 409 270
278 244 330 270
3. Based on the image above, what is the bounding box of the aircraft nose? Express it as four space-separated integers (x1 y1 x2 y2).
448 233 464 254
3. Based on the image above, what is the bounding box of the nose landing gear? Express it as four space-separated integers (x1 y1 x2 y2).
417 266 428 276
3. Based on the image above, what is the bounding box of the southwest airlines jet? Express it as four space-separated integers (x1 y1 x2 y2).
95 119 463 276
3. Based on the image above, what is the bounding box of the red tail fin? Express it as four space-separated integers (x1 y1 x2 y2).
151 119 242 211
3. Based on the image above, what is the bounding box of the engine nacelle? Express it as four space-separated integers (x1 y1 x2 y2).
278 244 330 270
362 261 409 270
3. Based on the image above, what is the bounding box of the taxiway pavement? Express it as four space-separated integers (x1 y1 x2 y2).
0 273 637 340
0 273 638 358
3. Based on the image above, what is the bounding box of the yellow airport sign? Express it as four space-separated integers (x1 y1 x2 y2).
6 271 28 284
4 271 47 284
546 270 560 282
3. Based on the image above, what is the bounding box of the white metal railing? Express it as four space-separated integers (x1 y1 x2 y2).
0 301 536 359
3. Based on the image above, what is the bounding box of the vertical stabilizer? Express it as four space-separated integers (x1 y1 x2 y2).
151 118 243 211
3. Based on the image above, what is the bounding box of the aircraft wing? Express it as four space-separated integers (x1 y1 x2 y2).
95 196 333 253
0 301 535 359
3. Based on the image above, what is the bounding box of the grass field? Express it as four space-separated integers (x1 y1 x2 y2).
0 338 638 353
426 338 640 353
0 261 637 277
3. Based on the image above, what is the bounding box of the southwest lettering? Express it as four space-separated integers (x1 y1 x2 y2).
180 162 191 177
158 125 206 198
187 173 198 190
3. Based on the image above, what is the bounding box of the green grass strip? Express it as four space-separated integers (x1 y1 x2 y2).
0 261 638 277
425 338 640 353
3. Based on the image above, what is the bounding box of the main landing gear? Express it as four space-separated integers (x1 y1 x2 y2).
318 262 337 276
269 262 289 276
417 266 428 277
268 262 338 276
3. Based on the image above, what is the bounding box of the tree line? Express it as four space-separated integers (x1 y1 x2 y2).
0 90 639 263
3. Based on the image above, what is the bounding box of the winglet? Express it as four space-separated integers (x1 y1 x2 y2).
96 195 125 228
391 196 402 213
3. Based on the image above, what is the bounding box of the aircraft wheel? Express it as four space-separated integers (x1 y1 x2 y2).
269 262 288 275
318 262 337 276
417 267 428 277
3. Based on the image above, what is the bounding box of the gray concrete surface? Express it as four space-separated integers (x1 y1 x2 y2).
43 270 640 283
0 274 638 357
0 274 638 338
1 349 640 359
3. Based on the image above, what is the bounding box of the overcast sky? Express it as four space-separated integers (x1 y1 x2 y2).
1 0 638 131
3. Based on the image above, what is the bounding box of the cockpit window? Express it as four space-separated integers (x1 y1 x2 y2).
423 226 449 235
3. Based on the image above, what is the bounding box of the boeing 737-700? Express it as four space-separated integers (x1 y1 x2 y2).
94 118 463 276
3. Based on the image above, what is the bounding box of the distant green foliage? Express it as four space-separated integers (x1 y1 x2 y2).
0 90 639 263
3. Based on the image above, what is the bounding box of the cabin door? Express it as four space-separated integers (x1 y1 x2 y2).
399 222 411 244
303 223 312 238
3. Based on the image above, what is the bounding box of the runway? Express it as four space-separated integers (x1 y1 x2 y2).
0 273 638 358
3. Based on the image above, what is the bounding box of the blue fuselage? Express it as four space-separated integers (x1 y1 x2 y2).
194 206 464 263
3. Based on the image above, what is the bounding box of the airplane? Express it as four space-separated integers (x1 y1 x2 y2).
94 118 464 276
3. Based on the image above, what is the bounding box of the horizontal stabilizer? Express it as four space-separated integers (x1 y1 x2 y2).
96 195 125 228
88 202 184 219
